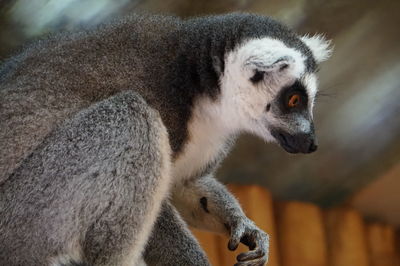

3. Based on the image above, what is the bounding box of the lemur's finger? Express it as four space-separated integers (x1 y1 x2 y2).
228 222 246 251
237 229 269 265
228 237 240 251
234 258 267 266
237 248 265 261
250 230 269 253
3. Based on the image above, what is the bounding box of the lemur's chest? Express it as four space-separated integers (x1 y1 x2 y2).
171 121 232 181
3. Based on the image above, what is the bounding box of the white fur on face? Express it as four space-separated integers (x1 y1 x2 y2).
173 37 323 181
302 73 318 115
217 37 314 141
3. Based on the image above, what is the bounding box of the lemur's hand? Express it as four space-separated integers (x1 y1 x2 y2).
227 217 269 266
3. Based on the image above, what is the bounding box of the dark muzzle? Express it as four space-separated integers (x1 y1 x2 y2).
271 130 318 154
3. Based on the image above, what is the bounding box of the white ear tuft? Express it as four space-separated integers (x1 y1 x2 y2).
301 34 333 63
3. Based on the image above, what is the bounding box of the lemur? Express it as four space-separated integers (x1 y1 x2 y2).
0 13 331 266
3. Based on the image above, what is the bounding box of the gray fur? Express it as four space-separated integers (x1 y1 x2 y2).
143 202 209 266
0 91 170 265
0 13 320 266
172 176 269 265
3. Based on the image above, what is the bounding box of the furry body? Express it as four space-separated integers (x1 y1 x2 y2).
0 13 330 265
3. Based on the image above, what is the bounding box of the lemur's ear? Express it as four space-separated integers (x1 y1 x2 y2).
301 34 333 63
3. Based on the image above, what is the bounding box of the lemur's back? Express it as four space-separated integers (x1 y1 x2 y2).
0 15 180 183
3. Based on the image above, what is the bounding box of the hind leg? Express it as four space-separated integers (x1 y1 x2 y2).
143 201 210 266
0 91 171 266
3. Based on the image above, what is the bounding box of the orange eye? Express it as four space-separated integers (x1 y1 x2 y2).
288 94 300 108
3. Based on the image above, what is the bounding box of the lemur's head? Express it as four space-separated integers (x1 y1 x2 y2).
218 35 332 154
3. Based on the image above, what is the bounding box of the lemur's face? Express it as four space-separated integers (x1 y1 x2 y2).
220 36 331 154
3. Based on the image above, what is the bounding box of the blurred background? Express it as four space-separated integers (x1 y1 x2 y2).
1 0 399 265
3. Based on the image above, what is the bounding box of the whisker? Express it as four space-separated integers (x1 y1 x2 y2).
315 89 337 102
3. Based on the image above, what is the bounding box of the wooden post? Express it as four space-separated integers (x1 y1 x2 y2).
325 207 369 266
276 201 328 266
366 223 399 266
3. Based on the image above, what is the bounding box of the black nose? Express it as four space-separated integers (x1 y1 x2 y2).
308 142 318 153
271 129 318 154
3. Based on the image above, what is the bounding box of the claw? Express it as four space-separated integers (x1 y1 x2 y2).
228 238 240 251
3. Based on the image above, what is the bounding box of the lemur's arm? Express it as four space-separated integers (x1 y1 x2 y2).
172 175 269 266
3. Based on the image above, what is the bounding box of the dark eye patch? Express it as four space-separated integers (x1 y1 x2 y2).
278 80 308 113
250 70 265 83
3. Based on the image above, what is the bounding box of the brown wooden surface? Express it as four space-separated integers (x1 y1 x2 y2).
366 223 399 266
397 230 400 265
190 187 400 266
276 201 328 266
396 228 400 264
325 207 369 266
191 229 223 266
